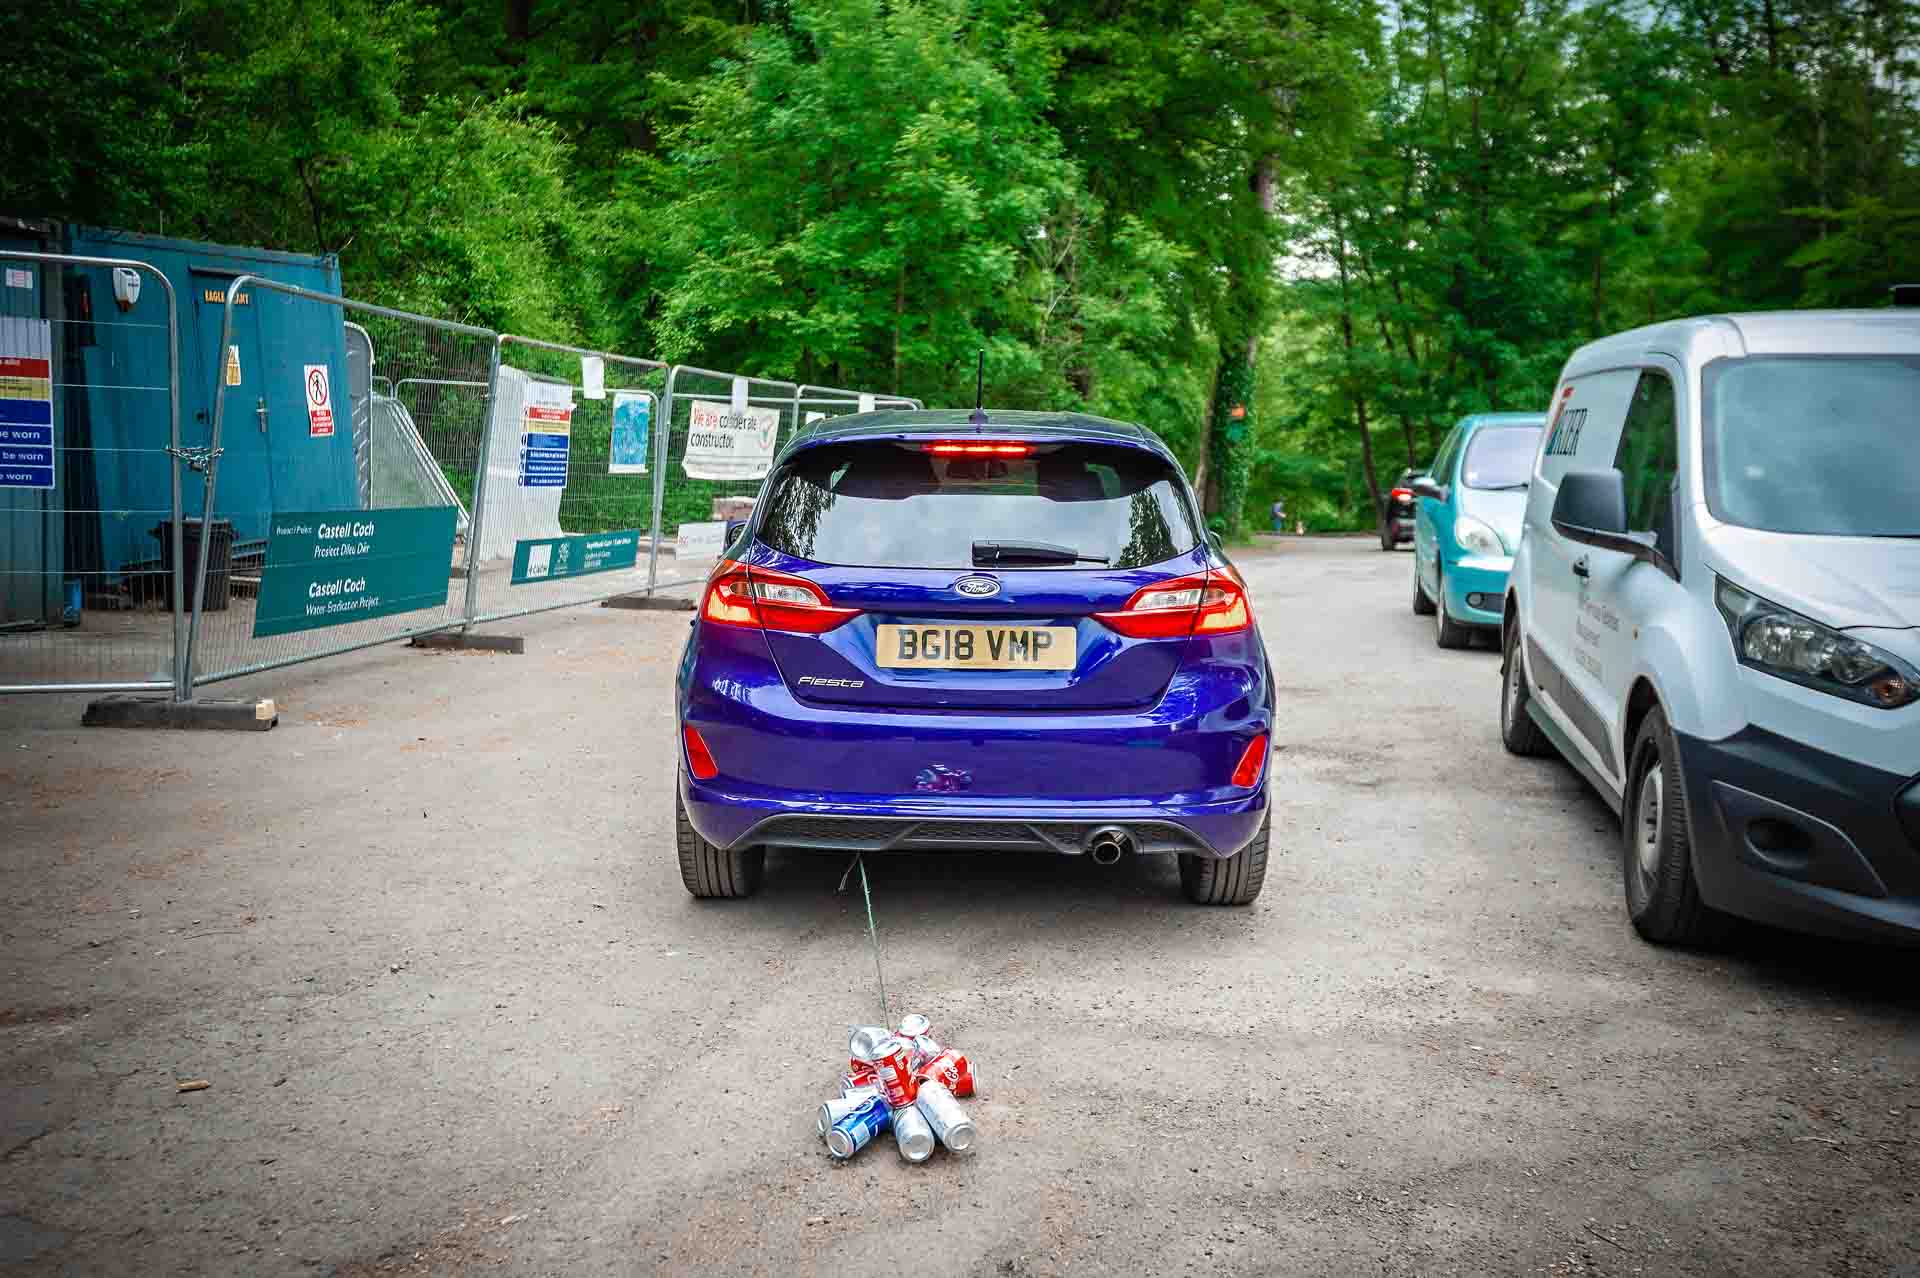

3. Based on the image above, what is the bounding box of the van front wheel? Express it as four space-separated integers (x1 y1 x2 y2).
1623 707 1732 948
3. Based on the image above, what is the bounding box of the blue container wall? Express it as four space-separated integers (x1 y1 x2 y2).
65 228 356 570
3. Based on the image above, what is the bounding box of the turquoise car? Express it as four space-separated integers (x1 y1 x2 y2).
1410 412 1546 648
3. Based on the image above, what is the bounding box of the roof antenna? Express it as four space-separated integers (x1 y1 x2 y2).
969 349 988 429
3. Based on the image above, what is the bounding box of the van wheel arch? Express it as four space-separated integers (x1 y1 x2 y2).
1622 677 1662 777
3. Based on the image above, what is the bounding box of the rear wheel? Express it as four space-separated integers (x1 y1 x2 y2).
1623 706 1732 947
1379 523 1394 552
1500 618 1552 757
1433 563 1473 649
677 791 764 899
1180 812 1270 906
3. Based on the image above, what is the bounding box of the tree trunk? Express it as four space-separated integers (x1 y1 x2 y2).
1333 211 1384 533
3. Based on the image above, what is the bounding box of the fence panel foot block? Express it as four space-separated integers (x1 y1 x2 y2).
601 594 696 612
83 696 279 731
409 632 525 654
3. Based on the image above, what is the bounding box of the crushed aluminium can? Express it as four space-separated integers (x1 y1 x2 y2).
898 1013 932 1039
840 1079 881 1101
913 1079 976 1153
914 1049 975 1098
871 1035 918 1107
824 1094 891 1159
891 1096 936 1162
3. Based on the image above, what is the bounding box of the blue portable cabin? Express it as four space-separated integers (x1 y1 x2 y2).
0 221 359 622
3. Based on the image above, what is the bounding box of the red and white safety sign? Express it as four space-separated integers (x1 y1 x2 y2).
304 363 335 438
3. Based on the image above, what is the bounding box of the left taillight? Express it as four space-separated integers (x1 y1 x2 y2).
700 559 859 635
1093 569 1252 639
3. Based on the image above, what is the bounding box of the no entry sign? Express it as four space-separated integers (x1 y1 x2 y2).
304 363 335 438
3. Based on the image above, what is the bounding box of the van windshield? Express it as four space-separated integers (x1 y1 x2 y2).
1703 356 1920 536
756 440 1201 569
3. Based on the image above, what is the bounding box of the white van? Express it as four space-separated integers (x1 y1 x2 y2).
1501 310 1920 945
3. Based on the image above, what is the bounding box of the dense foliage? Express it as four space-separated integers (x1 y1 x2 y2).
7 0 1915 534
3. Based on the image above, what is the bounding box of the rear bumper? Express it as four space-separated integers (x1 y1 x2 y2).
1441 555 1511 627
681 776 1268 859
1677 726 1920 944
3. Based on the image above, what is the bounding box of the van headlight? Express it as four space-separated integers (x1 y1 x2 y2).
1453 516 1504 556
1716 577 1919 709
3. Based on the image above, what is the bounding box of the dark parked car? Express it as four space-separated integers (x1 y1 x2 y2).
1381 469 1418 550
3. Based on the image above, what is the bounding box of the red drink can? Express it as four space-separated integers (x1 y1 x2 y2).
872 1035 918 1107
914 1049 975 1098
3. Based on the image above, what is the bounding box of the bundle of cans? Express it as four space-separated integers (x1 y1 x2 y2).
817 1013 977 1163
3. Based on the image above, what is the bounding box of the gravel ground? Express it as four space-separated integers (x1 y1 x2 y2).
2 537 1917 1276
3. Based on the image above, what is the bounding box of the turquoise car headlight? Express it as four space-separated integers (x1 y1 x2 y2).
1453 515 1504 556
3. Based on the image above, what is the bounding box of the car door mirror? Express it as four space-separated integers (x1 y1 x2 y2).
1410 476 1445 501
725 518 749 545
1551 468 1627 539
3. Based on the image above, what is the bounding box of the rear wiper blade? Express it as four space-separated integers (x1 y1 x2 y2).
971 539 1109 566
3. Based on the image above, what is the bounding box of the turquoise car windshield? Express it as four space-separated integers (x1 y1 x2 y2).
1461 426 1541 490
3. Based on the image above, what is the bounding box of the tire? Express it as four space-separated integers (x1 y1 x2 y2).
676 791 764 899
1622 706 1733 948
1433 562 1473 649
1499 618 1553 758
1412 561 1436 615
1379 524 1394 552
1180 811 1270 906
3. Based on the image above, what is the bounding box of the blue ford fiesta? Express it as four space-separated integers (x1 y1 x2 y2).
675 409 1273 904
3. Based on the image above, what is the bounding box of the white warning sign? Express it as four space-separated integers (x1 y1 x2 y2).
682 400 780 481
304 363 334 438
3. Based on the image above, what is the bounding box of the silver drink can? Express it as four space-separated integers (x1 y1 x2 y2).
907 1033 944 1069
840 1081 881 1101
898 1013 932 1039
817 1095 871 1137
891 1096 935 1162
848 1025 892 1062
914 1079 976 1153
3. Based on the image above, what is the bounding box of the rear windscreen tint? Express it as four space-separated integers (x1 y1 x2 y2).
756 442 1201 569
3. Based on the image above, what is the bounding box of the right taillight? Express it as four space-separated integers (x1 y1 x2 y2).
701 559 859 634
1093 569 1252 639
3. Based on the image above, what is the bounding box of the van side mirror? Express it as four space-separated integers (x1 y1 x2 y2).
1409 476 1445 501
1551 468 1628 539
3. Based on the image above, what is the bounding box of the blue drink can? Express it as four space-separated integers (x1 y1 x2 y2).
825 1095 891 1159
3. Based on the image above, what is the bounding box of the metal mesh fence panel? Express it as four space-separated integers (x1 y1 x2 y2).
648 366 802 594
0 252 184 694
461 336 668 625
186 276 494 686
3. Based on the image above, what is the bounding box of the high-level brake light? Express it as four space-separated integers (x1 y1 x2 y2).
922 441 1032 457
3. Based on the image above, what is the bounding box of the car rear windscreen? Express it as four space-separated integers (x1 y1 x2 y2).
756 441 1202 569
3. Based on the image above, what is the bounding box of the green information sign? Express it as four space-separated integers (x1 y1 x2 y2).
252 506 457 638
511 530 642 585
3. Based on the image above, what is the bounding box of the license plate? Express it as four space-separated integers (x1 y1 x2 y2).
875 623 1076 670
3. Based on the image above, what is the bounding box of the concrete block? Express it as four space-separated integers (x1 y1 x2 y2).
601 593 696 612
409 630 525 654
82 696 278 731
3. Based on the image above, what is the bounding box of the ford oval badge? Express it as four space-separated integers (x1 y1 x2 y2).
954 575 1000 598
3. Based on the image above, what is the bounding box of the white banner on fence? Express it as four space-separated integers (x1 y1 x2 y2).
682 399 779 481
476 366 564 563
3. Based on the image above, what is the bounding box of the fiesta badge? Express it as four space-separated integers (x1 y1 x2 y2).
953 575 1000 598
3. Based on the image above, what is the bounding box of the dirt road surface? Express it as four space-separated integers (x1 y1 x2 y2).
3 538 1916 1275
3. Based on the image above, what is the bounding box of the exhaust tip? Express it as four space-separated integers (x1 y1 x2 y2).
1087 826 1134 866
